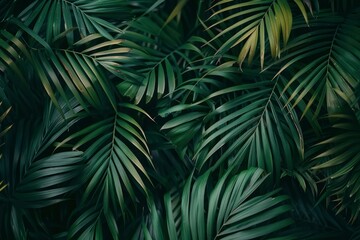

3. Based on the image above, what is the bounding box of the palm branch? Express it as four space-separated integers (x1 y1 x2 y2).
133 168 293 240
0 0 360 239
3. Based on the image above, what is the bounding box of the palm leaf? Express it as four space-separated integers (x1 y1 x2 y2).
0 28 51 116
279 180 353 239
146 130 194 188
162 73 303 178
1 0 360 238
67 206 119 240
134 168 293 239
159 60 244 156
29 32 130 110
207 0 309 68
0 98 84 207
0 30 31 83
269 9 360 118
312 113 360 222
13 151 83 208
117 15 205 104
0 206 28 239
18 0 128 41
1 23 129 111
58 103 152 216
0 97 85 239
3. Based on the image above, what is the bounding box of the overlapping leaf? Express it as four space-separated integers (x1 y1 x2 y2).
162 76 303 178
59 103 152 216
0 30 31 82
117 15 205 104
18 0 127 41
146 130 194 188
0 98 84 209
159 61 244 156
0 28 51 117
13 151 83 208
32 33 130 110
312 113 360 222
278 180 352 239
198 82 303 177
134 168 293 239
0 97 85 240
68 206 119 240
207 0 309 68
271 10 360 118
1 0 360 238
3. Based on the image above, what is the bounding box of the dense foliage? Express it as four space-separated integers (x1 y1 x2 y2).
1 0 360 239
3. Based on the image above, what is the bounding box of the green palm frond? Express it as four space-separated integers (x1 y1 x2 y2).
0 98 84 207
162 73 303 178
281 167 318 195
18 0 127 41
146 130 194 188
0 206 28 239
312 113 360 222
32 33 129 110
0 30 31 82
270 9 360 118
0 29 46 114
207 0 309 68
279 180 353 239
134 168 293 239
2 24 130 111
0 97 85 239
196 81 302 176
68 206 120 240
13 151 83 208
1 0 360 238
59 103 152 216
117 15 205 104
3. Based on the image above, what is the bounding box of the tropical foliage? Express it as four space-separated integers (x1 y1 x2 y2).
0 0 360 239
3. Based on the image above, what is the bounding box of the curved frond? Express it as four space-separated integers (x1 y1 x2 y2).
146 130 194 188
1 0 360 238
0 30 31 82
279 181 353 239
134 168 293 239
59 103 152 215
207 0 309 68
0 98 84 209
68 206 119 240
117 15 205 104
162 77 303 178
13 151 83 208
271 10 360 118
0 97 86 240
18 0 126 41
312 113 360 222
32 33 130 110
